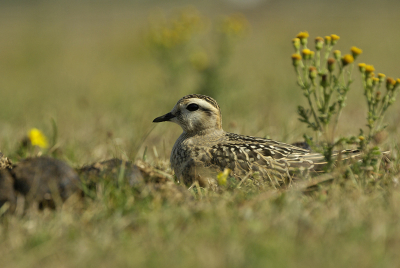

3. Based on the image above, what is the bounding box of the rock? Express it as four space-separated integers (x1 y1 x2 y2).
78 158 144 189
10 157 81 209
0 170 16 213
0 152 12 170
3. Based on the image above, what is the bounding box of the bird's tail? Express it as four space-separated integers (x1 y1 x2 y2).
309 149 362 172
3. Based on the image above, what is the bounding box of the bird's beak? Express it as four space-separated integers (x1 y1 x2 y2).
153 112 175 123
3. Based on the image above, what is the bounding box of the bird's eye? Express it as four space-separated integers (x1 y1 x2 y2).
186 103 199 111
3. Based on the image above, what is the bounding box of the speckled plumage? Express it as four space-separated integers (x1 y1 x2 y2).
153 94 359 186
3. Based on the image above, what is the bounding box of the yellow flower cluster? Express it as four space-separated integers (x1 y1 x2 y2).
327 58 336 72
148 8 205 49
358 63 375 74
290 31 399 141
220 13 249 37
359 62 400 92
385 77 400 91
291 32 365 78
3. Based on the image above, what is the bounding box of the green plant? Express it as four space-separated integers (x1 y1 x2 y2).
291 31 399 169
146 8 248 98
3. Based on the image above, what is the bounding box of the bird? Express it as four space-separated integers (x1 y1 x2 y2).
153 94 360 187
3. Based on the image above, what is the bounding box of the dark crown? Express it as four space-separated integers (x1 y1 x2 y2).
178 94 220 111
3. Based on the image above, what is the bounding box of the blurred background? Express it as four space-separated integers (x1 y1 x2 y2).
1 0 399 165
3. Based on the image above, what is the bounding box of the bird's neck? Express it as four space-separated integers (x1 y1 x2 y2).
183 128 224 138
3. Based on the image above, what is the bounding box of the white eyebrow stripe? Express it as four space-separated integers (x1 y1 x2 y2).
184 98 218 112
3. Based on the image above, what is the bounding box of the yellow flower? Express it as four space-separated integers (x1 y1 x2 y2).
291 53 302 60
397 78 400 84
217 168 230 186
331 34 340 45
301 48 312 59
324 36 332 45
351 46 363 58
365 65 375 73
28 128 49 148
291 53 302 66
372 77 380 86
341 54 354 66
296 31 309 46
358 136 365 141
358 63 366 72
331 34 340 40
296 31 309 39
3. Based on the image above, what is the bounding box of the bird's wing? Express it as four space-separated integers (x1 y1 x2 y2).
209 133 361 179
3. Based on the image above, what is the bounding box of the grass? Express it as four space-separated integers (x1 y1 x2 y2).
2 172 400 268
1 0 400 267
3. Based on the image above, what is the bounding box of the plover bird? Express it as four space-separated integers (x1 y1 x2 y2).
153 94 358 186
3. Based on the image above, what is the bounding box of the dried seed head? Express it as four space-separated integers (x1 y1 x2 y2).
375 91 381 101
309 66 317 80
386 77 396 91
327 58 336 72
